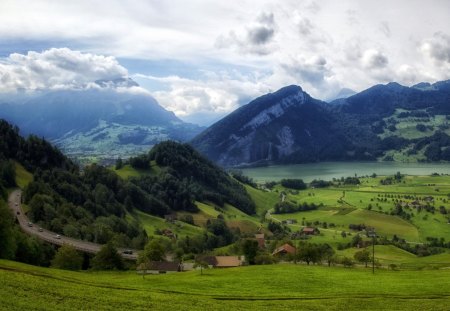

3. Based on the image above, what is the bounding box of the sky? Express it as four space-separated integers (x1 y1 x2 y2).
0 0 449 125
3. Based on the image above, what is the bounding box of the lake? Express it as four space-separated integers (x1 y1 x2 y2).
240 161 450 183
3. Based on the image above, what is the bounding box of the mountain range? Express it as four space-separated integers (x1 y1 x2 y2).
191 80 450 167
0 80 203 164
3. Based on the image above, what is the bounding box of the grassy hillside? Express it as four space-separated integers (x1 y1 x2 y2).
14 161 33 189
271 175 450 244
1 259 449 311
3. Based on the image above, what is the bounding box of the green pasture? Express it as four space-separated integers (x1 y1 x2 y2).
0 259 449 311
133 210 203 237
14 161 33 188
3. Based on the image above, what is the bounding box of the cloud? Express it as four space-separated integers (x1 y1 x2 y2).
215 12 276 55
421 32 450 64
0 48 129 92
379 21 391 38
135 71 271 125
362 49 389 69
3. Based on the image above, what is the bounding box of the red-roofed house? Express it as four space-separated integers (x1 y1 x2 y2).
272 243 296 256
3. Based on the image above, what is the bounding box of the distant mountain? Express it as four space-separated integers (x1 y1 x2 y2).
192 80 450 167
191 85 353 166
0 83 203 163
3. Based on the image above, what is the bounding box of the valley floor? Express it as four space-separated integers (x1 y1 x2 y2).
1 259 449 311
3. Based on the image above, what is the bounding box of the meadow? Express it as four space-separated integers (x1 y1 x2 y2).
1 259 449 311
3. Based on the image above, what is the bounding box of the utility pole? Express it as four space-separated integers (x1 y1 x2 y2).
367 229 376 274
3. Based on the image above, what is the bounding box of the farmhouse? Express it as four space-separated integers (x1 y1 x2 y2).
204 256 244 268
302 227 316 235
272 243 296 256
137 261 183 274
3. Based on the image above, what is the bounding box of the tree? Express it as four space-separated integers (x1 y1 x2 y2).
0 202 17 259
297 243 322 265
91 242 124 270
115 157 123 170
242 239 259 265
280 179 307 190
354 249 371 268
320 244 336 267
51 244 83 270
138 239 166 263
194 255 210 275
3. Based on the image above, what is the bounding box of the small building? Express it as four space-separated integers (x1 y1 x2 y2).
282 219 297 225
254 233 265 248
272 243 296 256
203 256 244 268
137 261 183 274
424 196 434 202
302 227 316 235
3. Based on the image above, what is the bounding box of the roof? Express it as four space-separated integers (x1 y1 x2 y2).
303 227 315 232
215 256 242 267
202 256 242 267
137 261 181 271
272 243 296 256
255 233 265 239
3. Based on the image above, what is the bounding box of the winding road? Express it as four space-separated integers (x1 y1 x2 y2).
8 189 138 260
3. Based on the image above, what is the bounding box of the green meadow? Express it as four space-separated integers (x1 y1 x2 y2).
1 259 449 311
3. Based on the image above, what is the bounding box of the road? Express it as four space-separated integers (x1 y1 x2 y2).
8 189 138 261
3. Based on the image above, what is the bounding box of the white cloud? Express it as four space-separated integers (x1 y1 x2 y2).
0 0 449 123
0 48 128 92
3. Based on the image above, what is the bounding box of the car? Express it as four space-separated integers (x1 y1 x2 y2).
122 250 133 255
27 222 33 227
38 228 43 232
16 211 20 215
15 203 18 207
55 234 61 239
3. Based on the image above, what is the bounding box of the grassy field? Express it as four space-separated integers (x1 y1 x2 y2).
0 259 449 310
133 210 203 238
14 161 33 188
272 175 450 244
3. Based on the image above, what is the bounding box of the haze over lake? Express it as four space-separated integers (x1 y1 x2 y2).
240 162 450 183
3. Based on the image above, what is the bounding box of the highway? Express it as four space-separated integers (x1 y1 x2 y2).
8 189 138 261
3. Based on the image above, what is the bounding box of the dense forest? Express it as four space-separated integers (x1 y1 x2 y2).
129 141 256 215
0 120 257 267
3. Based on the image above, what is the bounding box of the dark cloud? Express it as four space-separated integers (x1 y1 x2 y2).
422 32 450 63
281 56 329 86
215 12 276 55
362 49 389 69
247 26 275 45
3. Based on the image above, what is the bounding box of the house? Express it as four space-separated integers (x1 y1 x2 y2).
137 261 183 274
424 196 434 202
302 227 316 235
254 233 265 248
282 219 297 225
272 243 296 256
203 256 244 268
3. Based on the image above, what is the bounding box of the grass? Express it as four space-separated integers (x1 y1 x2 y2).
133 210 203 238
113 162 160 180
14 161 33 188
0 259 449 310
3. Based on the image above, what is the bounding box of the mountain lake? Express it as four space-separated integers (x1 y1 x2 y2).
240 161 450 183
